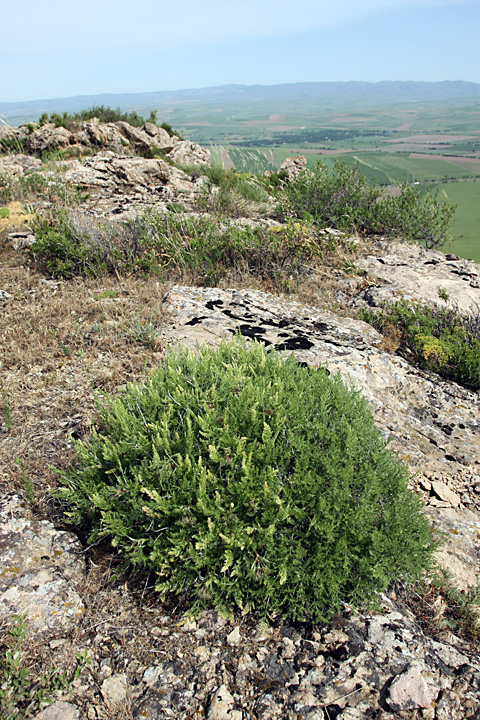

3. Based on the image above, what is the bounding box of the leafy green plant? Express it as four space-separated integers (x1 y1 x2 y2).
378 182 456 249
0 614 89 719
437 285 450 303
15 458 34 505
359 300 480 390
0 206 10 219
56 339 435 622
279 160 456 248
160 121 183 140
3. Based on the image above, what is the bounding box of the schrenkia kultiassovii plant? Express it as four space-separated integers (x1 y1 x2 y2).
56 339 436 622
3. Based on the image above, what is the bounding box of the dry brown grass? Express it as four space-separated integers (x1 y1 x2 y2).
0 242 170 514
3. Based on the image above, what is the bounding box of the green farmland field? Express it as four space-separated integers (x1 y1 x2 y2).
428 181 480 261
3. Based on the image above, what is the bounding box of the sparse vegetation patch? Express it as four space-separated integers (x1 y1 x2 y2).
28 209 325 290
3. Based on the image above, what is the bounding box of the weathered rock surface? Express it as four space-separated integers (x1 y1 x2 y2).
60 151 208 216
278 155 308 179
0 148 209 218
353 238 480 313
0 495 85 633
0 152 42 176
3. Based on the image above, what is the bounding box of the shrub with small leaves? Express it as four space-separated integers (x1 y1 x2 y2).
359 300 480 390
279 160 456 248
57 339 435 622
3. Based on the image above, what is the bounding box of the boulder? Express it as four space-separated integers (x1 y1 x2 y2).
278 155 307 179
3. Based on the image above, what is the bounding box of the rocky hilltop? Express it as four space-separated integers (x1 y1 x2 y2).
0 128 479 719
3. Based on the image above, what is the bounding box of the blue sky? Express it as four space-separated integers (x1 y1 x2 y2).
1 0 478 102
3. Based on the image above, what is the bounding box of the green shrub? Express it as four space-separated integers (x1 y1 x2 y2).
29 212 108 279
56 339 435 621
359 300 480 390
160 122 184 140
378 183 456 249
38 106 146 129
279 160 456 248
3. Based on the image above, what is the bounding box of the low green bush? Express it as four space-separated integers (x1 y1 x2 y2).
38 105 146 129
279 160 456 248
29 212 108 279
359 300 480 390
56 339 435 621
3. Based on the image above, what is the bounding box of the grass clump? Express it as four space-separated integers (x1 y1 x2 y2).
279 159 455 248
200 165 270 217
56 339 435 622
359 300 480 391
28 209 323 288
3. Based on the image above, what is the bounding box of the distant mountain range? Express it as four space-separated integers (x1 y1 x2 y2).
2 81 479 126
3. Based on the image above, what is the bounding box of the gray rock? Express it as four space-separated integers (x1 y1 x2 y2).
33 701 80 720
0 495 85 633
27 123 75 154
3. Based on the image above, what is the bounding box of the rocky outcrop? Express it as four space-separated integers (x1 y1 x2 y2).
1 119 211 165
27 123 76 154
353 238 480 313
60 151 208 216
278 155 308 179
0 152 42 176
